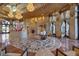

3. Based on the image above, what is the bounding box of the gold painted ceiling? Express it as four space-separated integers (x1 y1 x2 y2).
0 3 73 20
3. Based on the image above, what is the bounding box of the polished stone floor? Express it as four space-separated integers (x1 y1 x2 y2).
0 37 79 56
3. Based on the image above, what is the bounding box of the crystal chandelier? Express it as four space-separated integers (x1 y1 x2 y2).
7 4 23 19
26 3 35 12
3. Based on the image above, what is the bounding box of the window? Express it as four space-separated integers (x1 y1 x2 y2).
65 10 70 36
52 16 56 34
75 6 78 39
61 13 65 37
61 10 70 38
61 21 65 37
2 20 10 46
50 15 56 35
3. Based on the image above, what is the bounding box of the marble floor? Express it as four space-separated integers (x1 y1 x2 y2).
0 37 79 56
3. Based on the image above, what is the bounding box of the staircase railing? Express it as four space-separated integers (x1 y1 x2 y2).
56 49 67 56
1 47 28 56
21 48 28 56
72 45 79 51
56 45 79 56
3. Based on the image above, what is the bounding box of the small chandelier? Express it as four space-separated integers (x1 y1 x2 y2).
7 4 23 19
26 3 35 12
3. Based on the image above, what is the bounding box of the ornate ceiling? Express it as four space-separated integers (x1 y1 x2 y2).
0 3 72 20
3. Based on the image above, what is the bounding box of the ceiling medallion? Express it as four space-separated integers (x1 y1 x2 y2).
26 3 35 12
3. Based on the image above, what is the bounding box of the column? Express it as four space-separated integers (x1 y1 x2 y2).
70 4 75 39
55 12 61 38
46 16 50 34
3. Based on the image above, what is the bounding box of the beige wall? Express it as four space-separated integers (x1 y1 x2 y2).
9 30 21 46
9 24 22 47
